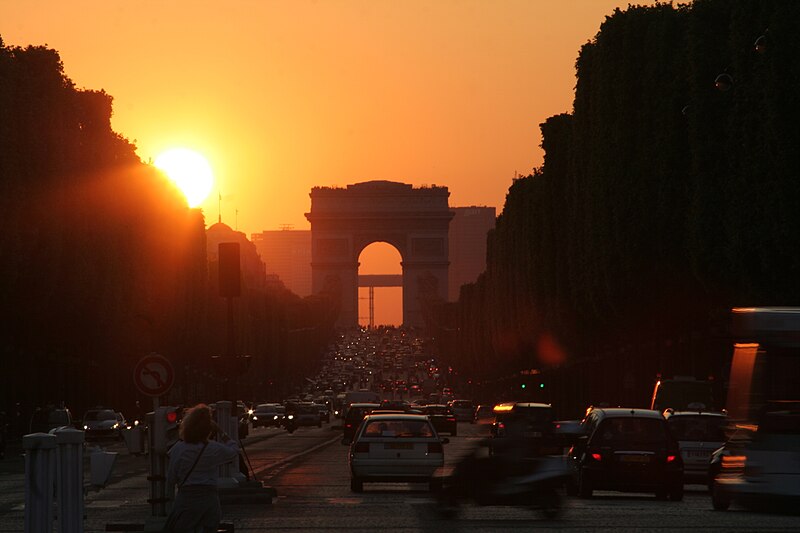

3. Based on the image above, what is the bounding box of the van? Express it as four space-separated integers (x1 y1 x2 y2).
650 377 715 412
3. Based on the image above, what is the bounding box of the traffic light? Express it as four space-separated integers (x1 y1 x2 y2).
152 406 181 454
521 383 527 389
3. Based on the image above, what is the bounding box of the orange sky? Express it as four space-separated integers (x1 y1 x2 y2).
2 0 655 238
3 1 655 325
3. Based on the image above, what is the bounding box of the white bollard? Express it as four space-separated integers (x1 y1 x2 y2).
214 402 238 487
54 427 85 533
23 432 57 533
230 415 246 483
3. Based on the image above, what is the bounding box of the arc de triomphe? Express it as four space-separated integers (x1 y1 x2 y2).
305 180 454 328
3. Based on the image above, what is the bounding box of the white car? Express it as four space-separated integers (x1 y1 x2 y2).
347 413 447 492
664 410 727 484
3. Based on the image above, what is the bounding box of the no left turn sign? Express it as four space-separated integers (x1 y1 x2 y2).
133 353 174 397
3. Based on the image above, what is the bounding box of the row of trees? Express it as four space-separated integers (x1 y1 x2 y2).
431 0 800 417
0 37 336 425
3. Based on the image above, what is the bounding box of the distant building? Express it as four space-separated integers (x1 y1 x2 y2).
448 206 496 301
206 222 266 291
251 228 312 297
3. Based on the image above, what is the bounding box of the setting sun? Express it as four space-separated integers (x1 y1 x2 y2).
154 148 214 208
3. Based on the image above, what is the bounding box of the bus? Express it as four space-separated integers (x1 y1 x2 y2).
726 307 800 424
712 307 800 510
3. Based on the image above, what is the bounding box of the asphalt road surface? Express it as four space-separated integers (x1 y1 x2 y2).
1 421 798 532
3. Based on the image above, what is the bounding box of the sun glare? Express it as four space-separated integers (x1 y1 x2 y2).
154 148 214 208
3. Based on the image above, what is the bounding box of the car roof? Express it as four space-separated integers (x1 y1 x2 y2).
349 402 380 407
664 410 727 418
590 407 664 419
363 413 431 421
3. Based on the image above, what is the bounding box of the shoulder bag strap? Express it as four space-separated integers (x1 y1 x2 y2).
178 441 208 488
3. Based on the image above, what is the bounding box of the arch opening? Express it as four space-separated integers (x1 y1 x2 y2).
358 242 402 327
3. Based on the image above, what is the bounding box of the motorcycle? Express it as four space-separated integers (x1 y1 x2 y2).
436 441 571 519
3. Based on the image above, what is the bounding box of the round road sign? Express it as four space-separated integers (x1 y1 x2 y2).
133 353 174 397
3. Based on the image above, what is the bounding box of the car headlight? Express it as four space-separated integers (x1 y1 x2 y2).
252 416 258 421
112 423 119 429
83 425 88 430
273 415 279 420
287 415 294 420
248 409 254 416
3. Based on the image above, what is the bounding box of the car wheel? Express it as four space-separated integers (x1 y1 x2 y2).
711 482 730 511
540 489 562 519
668 484 684 502
578 470 593 499
350 477 363 493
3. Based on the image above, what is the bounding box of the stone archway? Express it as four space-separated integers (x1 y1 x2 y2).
305 180 454 327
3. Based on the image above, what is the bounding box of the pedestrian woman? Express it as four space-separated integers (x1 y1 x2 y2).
165 404 239 532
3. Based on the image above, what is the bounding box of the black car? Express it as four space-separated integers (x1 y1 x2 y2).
421 404 458 436
489 402 559 456
568 407 683 500
342 403 380 443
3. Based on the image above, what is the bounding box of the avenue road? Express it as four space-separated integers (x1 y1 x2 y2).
1 420 798 532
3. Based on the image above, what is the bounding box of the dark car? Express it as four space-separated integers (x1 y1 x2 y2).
30 405 73 434
489 402 559 456
421 404 458 436
342 403 380 443
568 407 683 500
82 408 123 440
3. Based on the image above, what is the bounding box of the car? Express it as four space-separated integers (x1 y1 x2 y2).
285 402 323 430
29 405 73 434
421 404 458 436
489 402 560 456
81 408 122 440
448 399 475 422
473 404 495 424
346 413 448 492
663 410 727 485
650 377 717 412
313 402 331 424
711 401 800 511
567 407 683 500
252 403 285 428
342 403 380 443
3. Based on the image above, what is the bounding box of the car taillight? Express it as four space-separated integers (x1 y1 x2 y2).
354 442 370 453
428 442 443 454
345 423 352 429
666 454 677 463
447 417 456 422
590 452 602 462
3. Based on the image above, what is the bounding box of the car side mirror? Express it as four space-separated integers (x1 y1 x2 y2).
441 437 450 444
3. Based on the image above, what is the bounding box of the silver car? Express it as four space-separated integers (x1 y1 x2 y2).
664 410 727 485
347 413 447 492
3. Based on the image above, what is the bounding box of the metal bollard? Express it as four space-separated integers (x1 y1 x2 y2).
54 427 85 533
215 402 237 487
23 432 57 533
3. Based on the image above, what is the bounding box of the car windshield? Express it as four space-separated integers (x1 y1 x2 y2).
85 410 116 421
595 417 667 444
508 406 552 424
667 416 727 441
362 419 434 438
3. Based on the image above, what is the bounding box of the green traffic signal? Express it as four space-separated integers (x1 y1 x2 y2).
521 383 527 389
